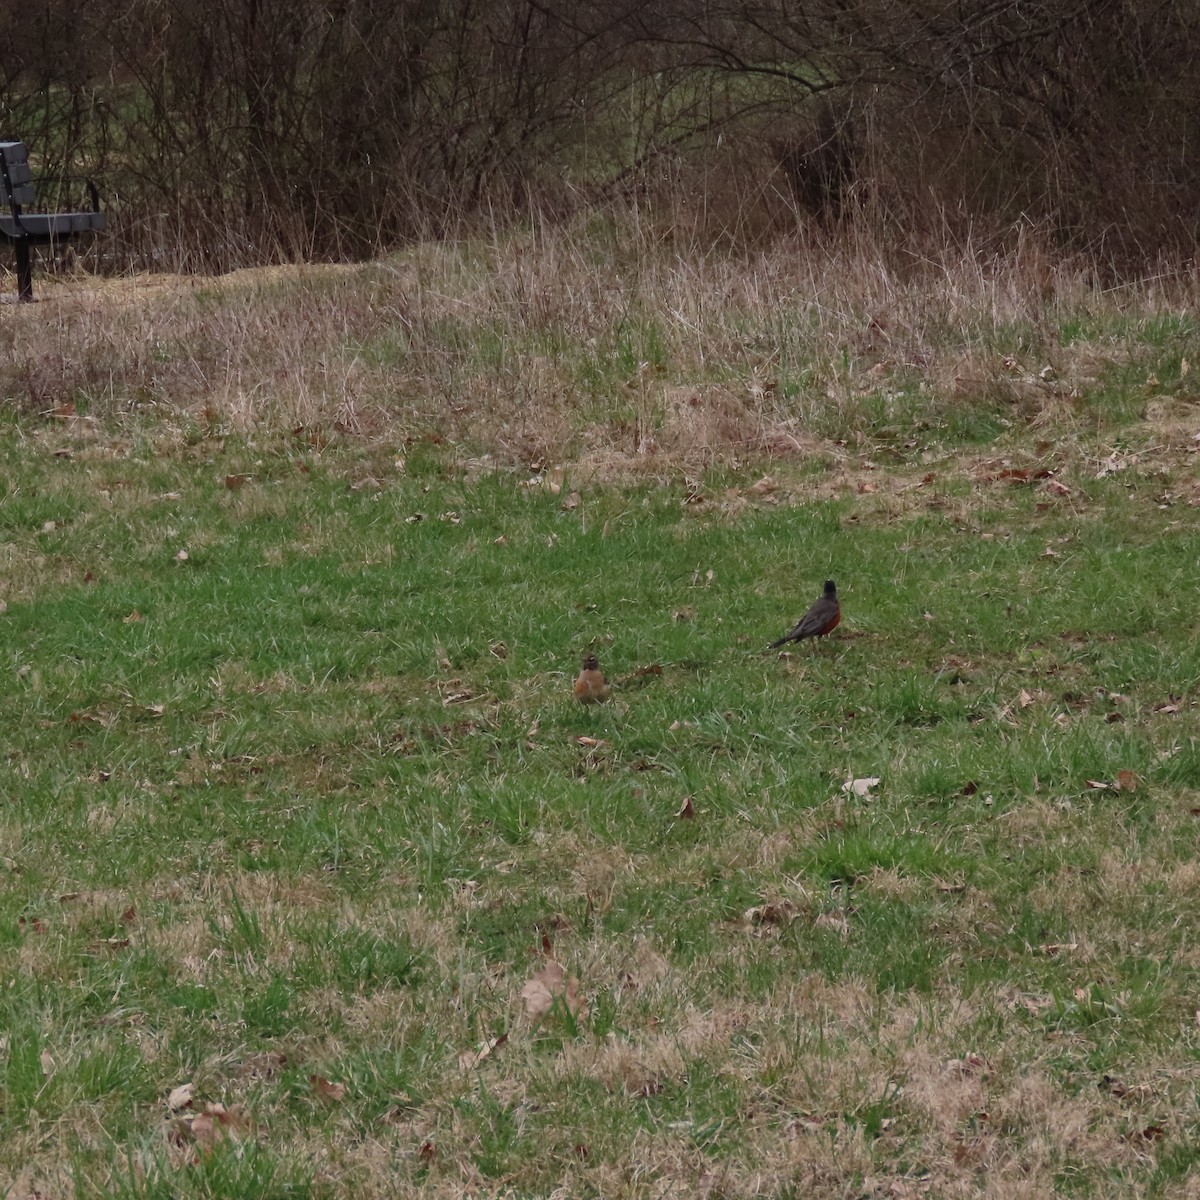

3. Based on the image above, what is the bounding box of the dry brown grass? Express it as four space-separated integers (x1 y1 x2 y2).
5 212 1197 481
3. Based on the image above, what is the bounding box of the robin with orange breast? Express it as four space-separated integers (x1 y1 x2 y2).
769 579 841 649
573 651 611 703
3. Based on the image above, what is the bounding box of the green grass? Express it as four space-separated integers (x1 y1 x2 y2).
1 320 1200 1198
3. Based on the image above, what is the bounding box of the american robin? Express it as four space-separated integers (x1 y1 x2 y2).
769 579 841 649
573 652 611 704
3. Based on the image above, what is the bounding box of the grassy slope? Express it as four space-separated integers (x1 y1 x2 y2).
1 242 1200 1198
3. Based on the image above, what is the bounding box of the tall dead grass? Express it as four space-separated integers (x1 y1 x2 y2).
3 206 1196 471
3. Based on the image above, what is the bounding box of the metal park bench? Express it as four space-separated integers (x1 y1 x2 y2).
0 140 106 302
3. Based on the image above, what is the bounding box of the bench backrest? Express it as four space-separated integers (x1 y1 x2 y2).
0 141 38 211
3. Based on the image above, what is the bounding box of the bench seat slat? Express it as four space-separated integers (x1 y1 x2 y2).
9 183 37 206
0 211 107 241
0 141 31 166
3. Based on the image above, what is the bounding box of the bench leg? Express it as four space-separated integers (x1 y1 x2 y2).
15 238 33 302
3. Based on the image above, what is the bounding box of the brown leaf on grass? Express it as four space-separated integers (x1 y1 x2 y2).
561 491 581 510
123 610 143 624
1086 780 1110 790
310 1075 347 1102
167 1082 195 1112
635 663 663 677
459 1033 508 1070
842 776 881 797
743 900 799 927
186 1104 253 1152
672 607 696 622
442 690 474 706
747 475 777 496
418 1140 436 1164
175 549 189 562
520 960 589 1024
1154 700 1180 714
575 735 607 748
224 474 250 490
1115 769 1139 792
675 796 695 819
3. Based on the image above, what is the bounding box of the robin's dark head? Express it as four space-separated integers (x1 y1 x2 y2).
581 652 600 671
824 579 837 597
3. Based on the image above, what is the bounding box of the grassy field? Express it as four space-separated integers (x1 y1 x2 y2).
2 227 1200 1198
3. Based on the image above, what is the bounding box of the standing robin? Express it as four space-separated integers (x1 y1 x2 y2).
769 579 841 649
573 651 611 703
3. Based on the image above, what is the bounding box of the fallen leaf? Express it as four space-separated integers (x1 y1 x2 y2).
175 549 189 562
224 474 249 490
167 1082 195 1112
675 796 695 819
842 777 881 797
1115 769 1139 792
41 520 57 533
1039 942 1078 955
418 1140 436 1163
561 491 581 510
1085 780 1110 790
1095 452 1134 479
310 1075 347 1102
575 735 607 748
442 690 474 705
494 534 508 545
459 1033 508 1070
187 1104 252 1152
123 610 143 624
520 960 589 1023
748 475 777 496
1044 479 1071 497
744 901 799 927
